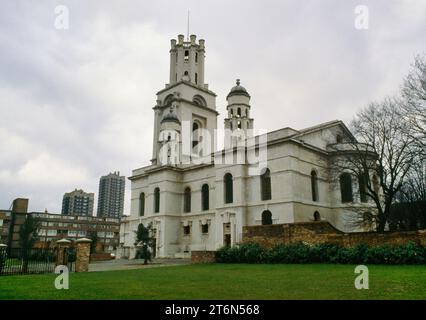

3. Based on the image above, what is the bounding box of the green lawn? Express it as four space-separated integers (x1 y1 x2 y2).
0 264 425 300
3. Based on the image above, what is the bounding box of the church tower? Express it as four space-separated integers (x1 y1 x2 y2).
224 79 254 145
151 35 218 165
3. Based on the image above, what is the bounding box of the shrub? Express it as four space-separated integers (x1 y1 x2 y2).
310 243 342 263
266 242 311 264
216 243 266 263
216 241 426 265
238 243 265 263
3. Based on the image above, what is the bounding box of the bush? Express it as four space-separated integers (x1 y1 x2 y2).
216 241 426 265
266 243 311 263
216 243 266 263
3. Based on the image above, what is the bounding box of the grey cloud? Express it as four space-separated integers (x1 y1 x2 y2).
0 0 425 213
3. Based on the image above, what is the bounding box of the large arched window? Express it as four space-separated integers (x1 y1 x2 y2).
311 170 319 202
184 187 191 213
192 122 200 148
358 173 368 203
261 210 272 225
154 187 160 213
340 173 353 203
201 184 209 211
139 193 145 216
261 168 271 201
224 173 233 204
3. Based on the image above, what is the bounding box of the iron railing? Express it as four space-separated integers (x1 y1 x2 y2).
0 247 75 276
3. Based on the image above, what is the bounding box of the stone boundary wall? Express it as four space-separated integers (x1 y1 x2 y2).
242 221 426 248
191 251 216 264
90 253 114 262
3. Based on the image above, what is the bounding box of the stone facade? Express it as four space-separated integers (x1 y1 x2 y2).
119 34 374 259
242 221 426 248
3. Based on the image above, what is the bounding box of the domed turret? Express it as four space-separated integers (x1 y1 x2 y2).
224 79 254 142
227 79 251 99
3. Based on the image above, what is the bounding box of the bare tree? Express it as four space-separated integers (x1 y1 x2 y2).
390 156 426 231
329 98 416 232
402 53 426 154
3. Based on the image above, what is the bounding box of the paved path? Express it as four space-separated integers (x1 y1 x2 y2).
89 258 191 272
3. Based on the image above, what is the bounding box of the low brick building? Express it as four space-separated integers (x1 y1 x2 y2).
0 198 120 253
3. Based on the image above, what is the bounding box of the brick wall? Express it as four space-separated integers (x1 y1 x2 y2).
242 221 426 248
191 251 216 264
90 252 114 262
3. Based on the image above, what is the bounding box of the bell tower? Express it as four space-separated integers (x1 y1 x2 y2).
151 35 218 166
169 34 206 87
224 79 254 140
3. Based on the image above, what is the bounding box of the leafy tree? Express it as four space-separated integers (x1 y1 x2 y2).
19 215 41 273
88 231 98 254
134 222 154 265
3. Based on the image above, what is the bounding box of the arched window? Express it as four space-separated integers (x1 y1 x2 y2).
261 210 272 225
237 108 241 117
192 95 206 107
224 173 233 204
163 94 174 107
237 121 242 129
154 187 160 213
340 173 353 203
201 184 209 211
184 50 189 61
261 168 271 201
195 73 198 84
311 170 319 202
230 109 233 116
358 174 368 203
192 122 199 148
195 52 198 63
139 193 145 216
184 187 191 213
314 211 321 221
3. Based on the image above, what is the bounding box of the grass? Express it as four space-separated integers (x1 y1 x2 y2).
0 264 426 300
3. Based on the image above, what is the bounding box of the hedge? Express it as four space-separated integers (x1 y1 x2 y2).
215 242 426 265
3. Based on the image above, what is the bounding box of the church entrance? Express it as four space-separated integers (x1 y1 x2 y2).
223 223 231 247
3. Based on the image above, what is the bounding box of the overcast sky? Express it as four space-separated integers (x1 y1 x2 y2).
0 0 425 214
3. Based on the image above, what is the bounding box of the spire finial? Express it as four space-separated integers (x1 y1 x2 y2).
236 79 240 86
186 10 190 41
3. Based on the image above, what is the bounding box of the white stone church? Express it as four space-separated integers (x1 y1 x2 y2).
119 34 369 259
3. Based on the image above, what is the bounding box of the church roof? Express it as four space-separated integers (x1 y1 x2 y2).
227 79 251 99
